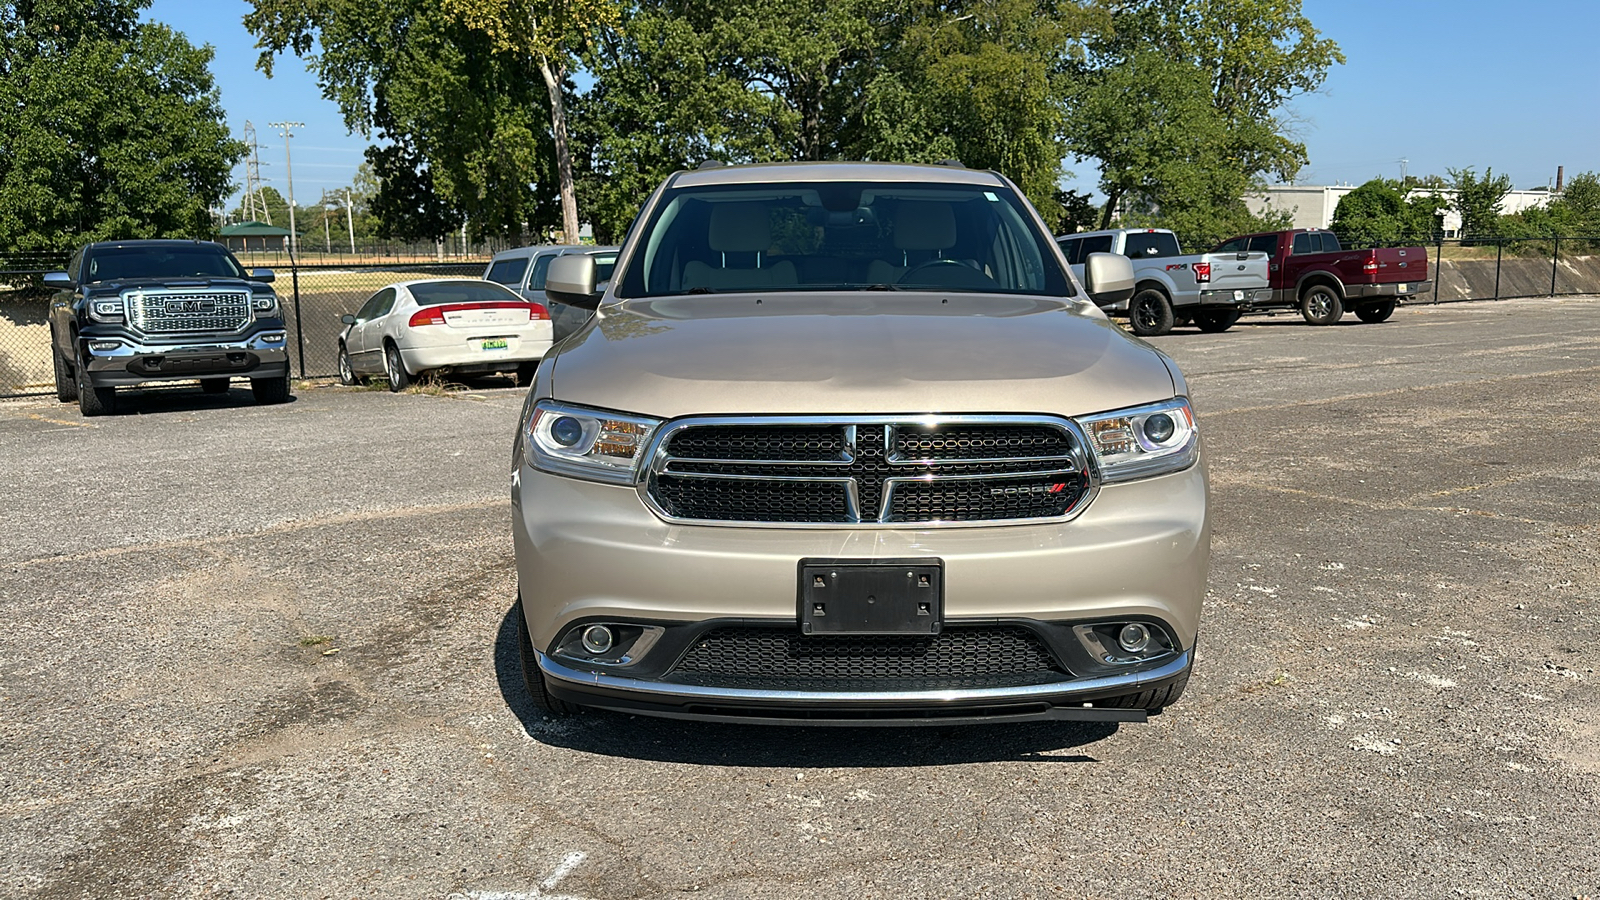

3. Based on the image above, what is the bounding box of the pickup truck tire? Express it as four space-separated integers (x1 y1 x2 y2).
337 344 362 386
201 378 231 394
1129 288 1175 337
1299 285 1344 326
1193 310 1242 333
1099 664 1190 714
75 358 115 417
1356 301 1396 324
384 342 411 392
53 346 79 402
516 593 579 717
252 375 291 405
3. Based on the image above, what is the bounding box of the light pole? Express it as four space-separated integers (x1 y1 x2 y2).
344 188 356 254
269 121 304 254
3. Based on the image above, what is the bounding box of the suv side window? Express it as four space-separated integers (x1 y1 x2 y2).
1080 235 1114 257
528 252 556 290
486 255 530 286
1248 234 1280 255
1056 238 1081 265
1291 232 1317 255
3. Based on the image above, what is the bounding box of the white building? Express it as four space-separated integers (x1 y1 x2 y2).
1245 185 1555 237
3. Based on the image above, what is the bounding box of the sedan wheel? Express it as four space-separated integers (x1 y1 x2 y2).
384 343 411 392
338 344 359 386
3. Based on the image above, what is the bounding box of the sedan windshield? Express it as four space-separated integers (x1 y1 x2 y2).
410 280 524 305
617 181 1071 298
84 245 244 283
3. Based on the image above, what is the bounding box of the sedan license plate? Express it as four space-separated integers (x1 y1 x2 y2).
480 338 509 351
799 558 942 635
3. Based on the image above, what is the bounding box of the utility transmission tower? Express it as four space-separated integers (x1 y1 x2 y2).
242 121 271 224
269 121 304 254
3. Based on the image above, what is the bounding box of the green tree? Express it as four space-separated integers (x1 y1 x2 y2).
1330 178 1443 244
1448 167 1512 242
0 0 243 252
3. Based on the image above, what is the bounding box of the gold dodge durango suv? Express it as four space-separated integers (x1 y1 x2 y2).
511 161 1209 726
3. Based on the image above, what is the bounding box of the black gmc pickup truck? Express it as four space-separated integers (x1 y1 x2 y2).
46 240 291 416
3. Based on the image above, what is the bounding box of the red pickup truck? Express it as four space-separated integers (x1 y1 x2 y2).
1210 229 1431 325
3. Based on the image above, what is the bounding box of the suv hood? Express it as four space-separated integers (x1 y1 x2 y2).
548 293 1177 418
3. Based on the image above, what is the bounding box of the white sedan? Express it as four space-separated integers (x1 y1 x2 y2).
337 279 553 391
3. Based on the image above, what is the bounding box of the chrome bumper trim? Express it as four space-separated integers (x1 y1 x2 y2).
539 648 1191 706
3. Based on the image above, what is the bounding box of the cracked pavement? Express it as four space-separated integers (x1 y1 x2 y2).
2 297 1598 899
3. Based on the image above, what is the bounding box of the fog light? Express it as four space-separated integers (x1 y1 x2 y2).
88 340 121 352
259 331 286 343
1118 623 1151 653
580 625 614 655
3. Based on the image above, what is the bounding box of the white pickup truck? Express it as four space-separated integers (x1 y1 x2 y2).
1057 228 1271 336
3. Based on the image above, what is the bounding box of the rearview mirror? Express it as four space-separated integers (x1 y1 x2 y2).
545 254 602 310
251 268 276 284
340 314 357 325
1083 252 1135 308
42 271 72 288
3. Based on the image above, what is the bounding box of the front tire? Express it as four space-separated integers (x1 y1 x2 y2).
337 344 360 385
53 346 78 402
516 593 580 717
383 342 411 392
1129 288 1175 337
252 375 291 405
1299 285 1344 325
1193 310 1242 333
1356 300 1396 323
75 358 115 417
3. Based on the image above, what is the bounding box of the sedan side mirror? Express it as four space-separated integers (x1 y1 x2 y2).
251 268 276 284
340 314 357 325
545 254 603 310
1083 252 1135 308
42 271 72 288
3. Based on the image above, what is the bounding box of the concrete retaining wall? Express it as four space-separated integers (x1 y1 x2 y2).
1427 253 1600 303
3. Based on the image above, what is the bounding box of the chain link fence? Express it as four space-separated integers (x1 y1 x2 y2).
6 237 1600 398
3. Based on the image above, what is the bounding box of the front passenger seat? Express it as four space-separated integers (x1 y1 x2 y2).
682 204 798 291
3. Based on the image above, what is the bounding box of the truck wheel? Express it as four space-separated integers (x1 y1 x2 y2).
75 358 115 417
384 342 411 392
1299 285 1343 325
1099 664 1190 714
516 593 579 717
337 344 361 385
252 375 292 405
1129 288 1175 337
53 347 79 402
1193 310 1242 333
1356 300 1396 323
201 378 231 394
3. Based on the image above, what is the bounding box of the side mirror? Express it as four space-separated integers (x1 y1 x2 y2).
251 268 276 284
340 314 357 326
1083 252 1135 308
42 271 72 288
545 254 602 310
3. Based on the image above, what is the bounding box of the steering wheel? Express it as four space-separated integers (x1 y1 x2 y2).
896 258 1000 290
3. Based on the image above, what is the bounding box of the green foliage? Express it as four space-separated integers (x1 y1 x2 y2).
0 0 243 252
1330 178 1443 244
1447 167 1512 242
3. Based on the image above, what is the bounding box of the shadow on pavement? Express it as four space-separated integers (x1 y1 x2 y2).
493 604 1120 767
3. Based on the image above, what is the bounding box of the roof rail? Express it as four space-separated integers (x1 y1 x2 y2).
696 159 725 170
937 159 965 168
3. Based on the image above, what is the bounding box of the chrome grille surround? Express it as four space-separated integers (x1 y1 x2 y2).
638 415 1101 528
124 288 252 334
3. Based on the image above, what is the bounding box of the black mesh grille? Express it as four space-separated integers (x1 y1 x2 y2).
669 625 1065 690
648 420 1089 525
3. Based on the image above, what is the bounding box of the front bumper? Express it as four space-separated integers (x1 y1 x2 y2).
513 460 1209 721
82 329 290 386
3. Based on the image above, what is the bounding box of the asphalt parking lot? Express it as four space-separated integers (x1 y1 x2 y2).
3 297 1598 899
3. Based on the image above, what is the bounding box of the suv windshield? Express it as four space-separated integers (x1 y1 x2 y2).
84 245 244 283
617 181 1070 298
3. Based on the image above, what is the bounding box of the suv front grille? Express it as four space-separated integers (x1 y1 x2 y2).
668 625 1065 690
645 418 1092 525
126 290 252 334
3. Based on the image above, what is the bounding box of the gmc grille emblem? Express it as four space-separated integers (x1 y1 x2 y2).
166 299 216 314
990 483 1067 497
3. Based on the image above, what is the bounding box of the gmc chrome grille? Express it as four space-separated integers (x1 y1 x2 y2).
126 289 252 334
642 417 1096 526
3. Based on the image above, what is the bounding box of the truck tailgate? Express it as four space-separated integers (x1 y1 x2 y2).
1197 252 1270 292
1365 247 1429 285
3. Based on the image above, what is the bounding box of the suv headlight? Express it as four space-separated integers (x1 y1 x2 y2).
1077 398 1198 483
524 400 662 484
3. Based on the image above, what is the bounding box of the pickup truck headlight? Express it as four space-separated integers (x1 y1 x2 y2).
1077 398 1198 483
89 298 125 322
252 294 280 317
524 400 662 484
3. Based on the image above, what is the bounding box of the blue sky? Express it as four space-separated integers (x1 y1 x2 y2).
150 0 1600 209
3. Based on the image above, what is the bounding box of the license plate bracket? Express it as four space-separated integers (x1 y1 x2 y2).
799 558 942 635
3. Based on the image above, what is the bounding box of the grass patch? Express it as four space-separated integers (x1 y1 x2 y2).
299 635 333 647
1241 671 1292 694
